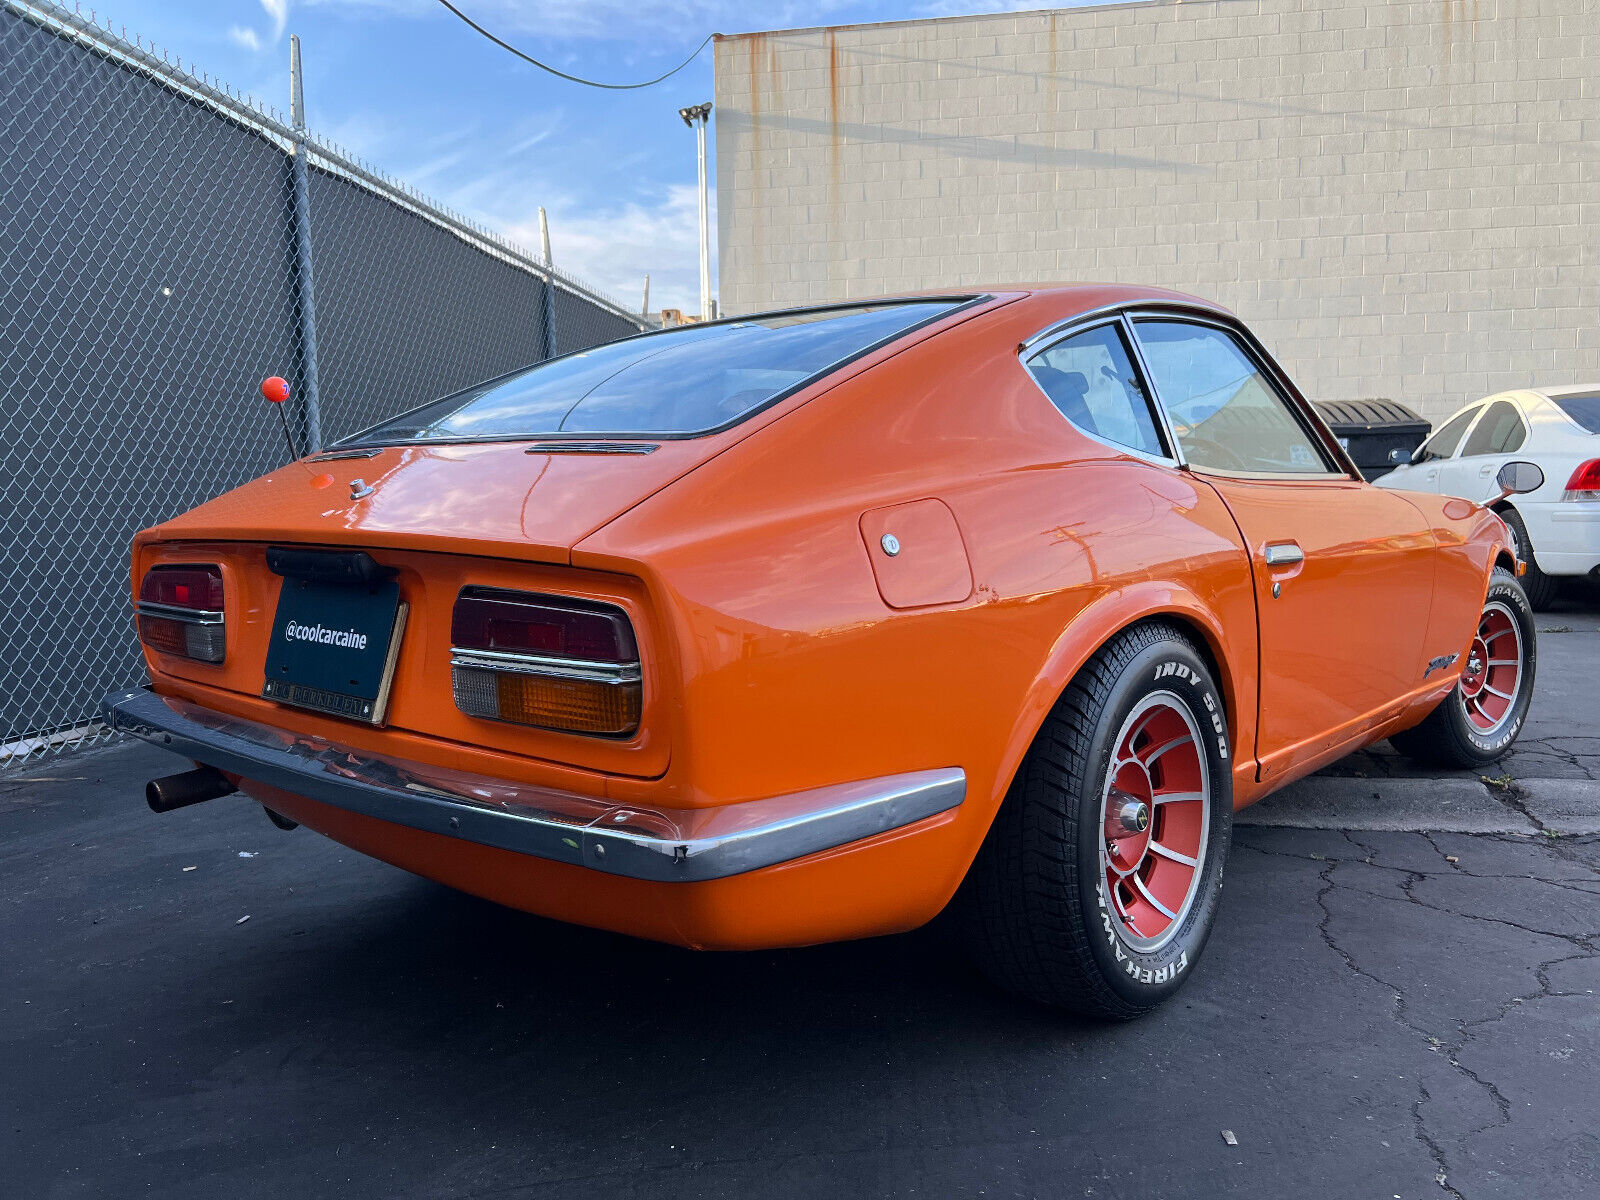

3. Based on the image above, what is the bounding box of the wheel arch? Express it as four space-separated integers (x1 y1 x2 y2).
1484 501 1521 579
980 583 1246 839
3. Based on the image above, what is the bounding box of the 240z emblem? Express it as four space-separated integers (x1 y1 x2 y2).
1424 652 1460 679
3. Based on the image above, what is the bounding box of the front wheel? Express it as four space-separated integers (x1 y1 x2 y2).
958 622 1233 1019
1390 566 1537 767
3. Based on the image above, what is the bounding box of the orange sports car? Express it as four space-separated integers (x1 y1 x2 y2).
105 285 1540 1018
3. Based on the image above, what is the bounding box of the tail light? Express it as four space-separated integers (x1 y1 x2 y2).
1563 459 1600 500
449 588 641 736
136 565 226 663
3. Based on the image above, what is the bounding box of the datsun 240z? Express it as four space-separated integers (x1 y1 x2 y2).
105 286 1541 1018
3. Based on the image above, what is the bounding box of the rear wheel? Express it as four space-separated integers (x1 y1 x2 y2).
1390 567 1536 767
1499 507 1559 610
958 622 1232 1019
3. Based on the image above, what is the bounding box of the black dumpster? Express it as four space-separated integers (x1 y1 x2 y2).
1312 399 1432 481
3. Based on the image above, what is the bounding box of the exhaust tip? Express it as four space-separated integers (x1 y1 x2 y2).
146 767 236 814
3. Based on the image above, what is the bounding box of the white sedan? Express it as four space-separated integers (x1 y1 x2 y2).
1379 385 1600 608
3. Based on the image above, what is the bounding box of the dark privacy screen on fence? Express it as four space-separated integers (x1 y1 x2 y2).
0 1 650 765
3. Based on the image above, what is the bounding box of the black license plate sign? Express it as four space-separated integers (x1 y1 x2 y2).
262 578 404 723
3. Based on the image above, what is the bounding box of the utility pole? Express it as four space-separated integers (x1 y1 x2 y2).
641 273 651 318
678 101 713 321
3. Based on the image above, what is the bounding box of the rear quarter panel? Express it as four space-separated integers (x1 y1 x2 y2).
576 292 1259 908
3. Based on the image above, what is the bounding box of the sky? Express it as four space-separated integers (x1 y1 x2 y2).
88 0 1068 314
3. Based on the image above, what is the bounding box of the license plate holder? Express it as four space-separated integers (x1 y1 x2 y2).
262 577 407 724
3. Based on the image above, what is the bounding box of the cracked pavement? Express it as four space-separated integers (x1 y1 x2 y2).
2 590 1596 1199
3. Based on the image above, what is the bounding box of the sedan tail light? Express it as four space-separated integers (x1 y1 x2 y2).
136 565 226 663
449 588 642 736
1563 459 1600 500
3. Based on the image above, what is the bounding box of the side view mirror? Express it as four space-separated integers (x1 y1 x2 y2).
1492 460 1544 502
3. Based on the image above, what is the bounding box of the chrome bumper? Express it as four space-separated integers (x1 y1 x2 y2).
101 689 965 883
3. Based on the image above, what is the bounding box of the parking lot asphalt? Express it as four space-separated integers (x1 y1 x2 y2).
1252 596 1600 835
3 589 1596 1200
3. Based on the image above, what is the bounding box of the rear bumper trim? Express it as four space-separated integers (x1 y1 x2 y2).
101 688 965 882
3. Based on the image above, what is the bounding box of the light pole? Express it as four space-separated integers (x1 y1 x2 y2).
678 101 713 321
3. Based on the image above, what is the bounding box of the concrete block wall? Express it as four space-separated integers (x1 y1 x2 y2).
713 0 1600 422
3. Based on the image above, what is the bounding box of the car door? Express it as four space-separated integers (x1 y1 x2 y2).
1450 398 1530 502
1129 315 1438 781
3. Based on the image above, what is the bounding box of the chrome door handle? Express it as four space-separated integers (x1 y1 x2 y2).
1263 543 1304 567
1478 464 1493 475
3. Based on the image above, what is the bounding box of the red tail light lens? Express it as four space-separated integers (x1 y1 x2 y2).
136 565 226 663
1563 458 1600 498
450 588 641 736
450 590 636 662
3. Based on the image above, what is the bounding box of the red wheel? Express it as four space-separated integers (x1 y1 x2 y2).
1099 695 1210 952
1391 567 1536 768
959 622 1231 1019
1457 601 1523 735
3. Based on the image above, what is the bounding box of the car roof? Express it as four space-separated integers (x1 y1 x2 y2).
1533 383 1600 401
729 284 1230 324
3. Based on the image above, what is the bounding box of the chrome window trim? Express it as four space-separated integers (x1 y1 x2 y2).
1016 311 1183 467
134 601 225 626
102 688 966 883
449 647 642 685
1019 301 1141 355
1184 464 1354 482
1124 309 1362 482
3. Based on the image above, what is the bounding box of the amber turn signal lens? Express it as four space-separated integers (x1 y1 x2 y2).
451 664 641 736
497 672 641 735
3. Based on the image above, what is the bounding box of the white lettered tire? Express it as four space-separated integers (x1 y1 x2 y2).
959 622 1233 1019
1391 567 1537 768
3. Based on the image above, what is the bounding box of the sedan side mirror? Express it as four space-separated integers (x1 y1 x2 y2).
1493 460 1544 502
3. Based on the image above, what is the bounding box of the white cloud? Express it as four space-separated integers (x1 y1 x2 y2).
302 0 866 43
261 0 290 42
227 0 288 54
501 183 712 315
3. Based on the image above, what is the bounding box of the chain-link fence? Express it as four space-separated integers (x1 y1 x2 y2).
0 0 652 768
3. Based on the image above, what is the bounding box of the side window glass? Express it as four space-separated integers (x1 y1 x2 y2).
1025 324 1165 457
1132 320 1331 475
1416 406 1479 462
1461 401 1526 456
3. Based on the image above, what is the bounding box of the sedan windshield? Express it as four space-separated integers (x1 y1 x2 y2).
337 300 966 446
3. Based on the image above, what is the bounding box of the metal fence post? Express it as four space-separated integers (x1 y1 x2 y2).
538 205 558 360
288 34 323 451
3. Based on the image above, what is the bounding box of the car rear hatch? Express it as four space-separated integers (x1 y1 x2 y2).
131 295 1014 780
131 441 720 778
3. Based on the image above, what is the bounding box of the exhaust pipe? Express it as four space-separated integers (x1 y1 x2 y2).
146 767 236 814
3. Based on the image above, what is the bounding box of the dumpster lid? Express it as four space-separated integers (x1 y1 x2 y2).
1313 398 1431 433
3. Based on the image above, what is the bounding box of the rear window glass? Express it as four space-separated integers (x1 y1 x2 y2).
1552 392 1600 434
338 300 965 445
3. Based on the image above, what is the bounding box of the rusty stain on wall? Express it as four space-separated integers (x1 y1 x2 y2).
826 29 842 191
746 32 769 288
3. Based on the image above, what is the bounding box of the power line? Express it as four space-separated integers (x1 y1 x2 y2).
434 0 713 90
